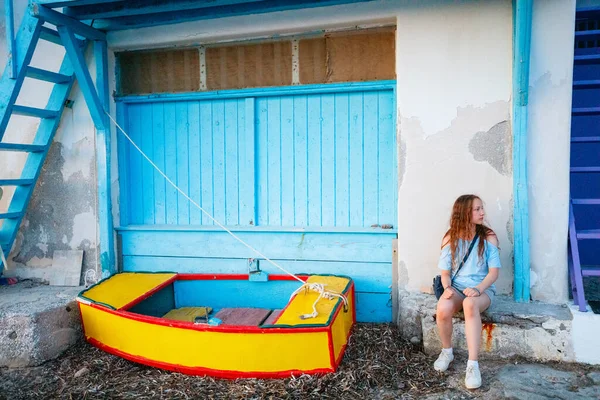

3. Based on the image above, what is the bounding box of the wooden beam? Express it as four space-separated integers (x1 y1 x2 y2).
35 0 124 7
512 0 533 303
32 3 106 41
58 26 107 129
95 38 116 276
80 0 377 30
64 0 266 20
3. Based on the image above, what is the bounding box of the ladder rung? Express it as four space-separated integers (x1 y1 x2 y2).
572 107 600 115
0 212 22 219
571 136 600 143
577 229 600 239
0 179 34 186
572 198 600 205
12 105 58 119
571 167 600 172
38 26 85 47
39 26 61 45
573 79 600 89
26 66 71 84
576 29 600 38
582 269 600 277
574 54 600 64
0 143 46 152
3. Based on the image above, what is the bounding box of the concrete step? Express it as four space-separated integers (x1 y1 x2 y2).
400 293 575 362
0 281 82 367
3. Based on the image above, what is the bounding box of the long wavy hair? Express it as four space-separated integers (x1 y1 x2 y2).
444 194 493 269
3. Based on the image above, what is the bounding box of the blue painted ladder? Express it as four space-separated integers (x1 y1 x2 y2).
0 7 87 273
569 7 600 311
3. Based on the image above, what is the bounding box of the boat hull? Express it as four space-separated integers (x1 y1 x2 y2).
78 273 355 378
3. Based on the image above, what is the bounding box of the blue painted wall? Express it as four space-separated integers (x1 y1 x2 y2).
117 83 397 322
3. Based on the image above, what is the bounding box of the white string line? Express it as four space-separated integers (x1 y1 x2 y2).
105 111 304 284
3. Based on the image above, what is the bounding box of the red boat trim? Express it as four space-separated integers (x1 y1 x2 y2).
87 337 335 379
175 273 309 282
176 273 250 281
327 328 335 368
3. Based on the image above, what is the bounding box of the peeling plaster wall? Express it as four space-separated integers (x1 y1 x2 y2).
0 0 99 282
527 0 576 303
396 2 514 295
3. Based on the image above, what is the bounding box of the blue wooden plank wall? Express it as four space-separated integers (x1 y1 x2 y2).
118 227 395 322
117 84 397 322
255 91 396 227
124 99 252 225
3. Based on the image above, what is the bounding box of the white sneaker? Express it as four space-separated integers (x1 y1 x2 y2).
465 364 482 389
433 351 454 372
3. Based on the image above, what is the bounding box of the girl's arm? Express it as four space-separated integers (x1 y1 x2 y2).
441 269 456 299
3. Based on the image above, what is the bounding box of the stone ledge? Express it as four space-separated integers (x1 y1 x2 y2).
397 290 575 362
0 281 83 367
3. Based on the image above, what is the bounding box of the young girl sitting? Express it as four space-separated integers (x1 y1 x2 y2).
433 194 501 389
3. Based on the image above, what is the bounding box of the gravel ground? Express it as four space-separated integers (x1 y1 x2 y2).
0 324 446 400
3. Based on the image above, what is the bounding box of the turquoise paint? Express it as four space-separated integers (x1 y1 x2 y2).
174 279 303 310
116 82 397 322
117 81 397 103
58 26 107 129
0 9 42 139
5 0 16 79
512 0 533 302
119 229 395 263
33 4 106 41
94 39 115 275
61 0 378 31
355 292 391 323
255 90 396 228
122 257 391 294
0 10 75 271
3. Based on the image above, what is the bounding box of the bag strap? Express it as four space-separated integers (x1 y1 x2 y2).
451 237 477 282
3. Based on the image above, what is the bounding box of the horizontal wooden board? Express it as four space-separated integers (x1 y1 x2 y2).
120 229 396 263
174 280 302 310
355 292 391 323
122 256 391 294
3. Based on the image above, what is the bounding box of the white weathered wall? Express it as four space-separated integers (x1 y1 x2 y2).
395 1 513 295
0 0 99 282
528 0 575 303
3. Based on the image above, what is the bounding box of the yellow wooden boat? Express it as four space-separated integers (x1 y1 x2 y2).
77 272 355 378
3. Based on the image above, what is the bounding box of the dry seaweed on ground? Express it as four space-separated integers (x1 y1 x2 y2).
0 323 447 400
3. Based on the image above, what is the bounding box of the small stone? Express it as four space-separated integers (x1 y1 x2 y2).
74 367 89 378
588 372 600 385
410 336 420 344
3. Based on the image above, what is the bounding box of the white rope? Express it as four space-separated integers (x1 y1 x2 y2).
289 282 349 320
105 110 348 318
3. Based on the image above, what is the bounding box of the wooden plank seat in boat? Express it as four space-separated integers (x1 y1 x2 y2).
214 307 272 326
163 307 213 323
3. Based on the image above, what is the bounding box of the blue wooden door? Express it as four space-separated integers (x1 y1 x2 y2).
117 82 397 322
